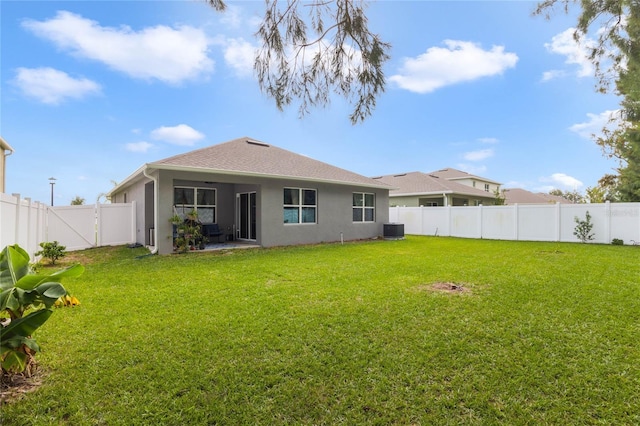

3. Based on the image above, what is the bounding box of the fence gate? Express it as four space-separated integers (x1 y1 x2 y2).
46 205 98 251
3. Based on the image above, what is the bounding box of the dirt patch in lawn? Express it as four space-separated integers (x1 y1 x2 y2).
1 370 45 404
414 282 471 294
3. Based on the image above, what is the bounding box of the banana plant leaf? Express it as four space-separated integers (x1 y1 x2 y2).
1 309 53 341
0 245 31 290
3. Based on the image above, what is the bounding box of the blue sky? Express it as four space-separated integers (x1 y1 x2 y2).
1 1 621 205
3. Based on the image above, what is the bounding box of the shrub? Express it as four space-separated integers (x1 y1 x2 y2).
35 241 66 265
573 211 595 243
611 238 624 245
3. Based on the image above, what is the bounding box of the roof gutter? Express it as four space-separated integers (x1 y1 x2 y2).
142 166 158 255
0 136 14 157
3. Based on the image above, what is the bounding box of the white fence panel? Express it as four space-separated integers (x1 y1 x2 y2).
47 205 98 251
518 204 558 242
390 202 640 244
0 193 47 255
609 203 640 244
450 207 480 238
1 192 135 258
481 206 516 240
98 202 136 247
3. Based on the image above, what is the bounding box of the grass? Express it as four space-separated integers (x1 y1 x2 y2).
3 236 640 425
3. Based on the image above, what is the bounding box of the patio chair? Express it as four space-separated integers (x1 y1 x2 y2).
202 223 224 243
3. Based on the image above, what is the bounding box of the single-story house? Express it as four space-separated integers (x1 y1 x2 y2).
107 137 391 254
502 188 571 205
373 171 498 206
0 136 15 194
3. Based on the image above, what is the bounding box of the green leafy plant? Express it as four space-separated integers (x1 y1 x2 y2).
1 244 84 375
573 211 595 243
170 210 204 253
611 238 624 245
34 241 66 265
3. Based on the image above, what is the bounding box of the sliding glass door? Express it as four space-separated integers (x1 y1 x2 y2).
236 192 256 241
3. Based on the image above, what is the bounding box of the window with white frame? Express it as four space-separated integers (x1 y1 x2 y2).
353 192 375 222
173 187 216 223
283 188 316 224
484 183 490 192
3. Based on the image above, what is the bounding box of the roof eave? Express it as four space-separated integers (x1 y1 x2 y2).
110 163 392 194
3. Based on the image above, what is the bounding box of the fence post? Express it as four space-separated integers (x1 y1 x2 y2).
24 197 33 255
555 202 561 242
131 201 137 243
478 204 483 239
514 204 519 241
604 201 611 244
96 203 102 247
12 193 21 245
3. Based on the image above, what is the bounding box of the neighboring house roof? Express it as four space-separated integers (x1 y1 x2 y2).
428 167 502 185
110 137 391 196
503 188 572 204
372 171 495 198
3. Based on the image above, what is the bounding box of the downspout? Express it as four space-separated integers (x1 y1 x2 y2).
142 166 159 255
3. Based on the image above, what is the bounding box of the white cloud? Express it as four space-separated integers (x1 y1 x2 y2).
541 69 567 82
223 38 256 77
126 141 154 153
569 110 621 139
389 40 518 93
543 28 595 81
13 67 101 104
150 124 205 146
477 137 499 144
463 148 494 161
540 173 584 190
219 5 243 29
22 11 214 84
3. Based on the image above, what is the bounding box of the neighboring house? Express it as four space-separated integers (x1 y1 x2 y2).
428 167 502 194
0 136 15 193
502 188 572 205
107 137 391 254
373 171 498 207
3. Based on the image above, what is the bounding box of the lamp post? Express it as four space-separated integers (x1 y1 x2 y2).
49 177 56 206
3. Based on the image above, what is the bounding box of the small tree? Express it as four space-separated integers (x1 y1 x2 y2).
493 188 506 205
35 241 66 265
573 211 595 243
71 196 85 205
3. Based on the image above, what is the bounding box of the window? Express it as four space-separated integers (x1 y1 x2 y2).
484 184 490 192
174 187 216 223
284 188 316 224
353 192 375 222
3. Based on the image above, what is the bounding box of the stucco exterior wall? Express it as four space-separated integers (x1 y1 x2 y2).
112 168 389 254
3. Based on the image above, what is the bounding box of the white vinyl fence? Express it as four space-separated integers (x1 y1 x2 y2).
389 202 640 245
1 193 135 258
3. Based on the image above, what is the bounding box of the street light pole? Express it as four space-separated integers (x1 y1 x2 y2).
49 177 56 206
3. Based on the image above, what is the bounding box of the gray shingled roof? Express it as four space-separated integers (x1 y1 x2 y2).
429 167 502 185
148 137 389 188
373 171 495 197
503 188 571 205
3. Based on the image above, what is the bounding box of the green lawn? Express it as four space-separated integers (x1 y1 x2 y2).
3 236 640 425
